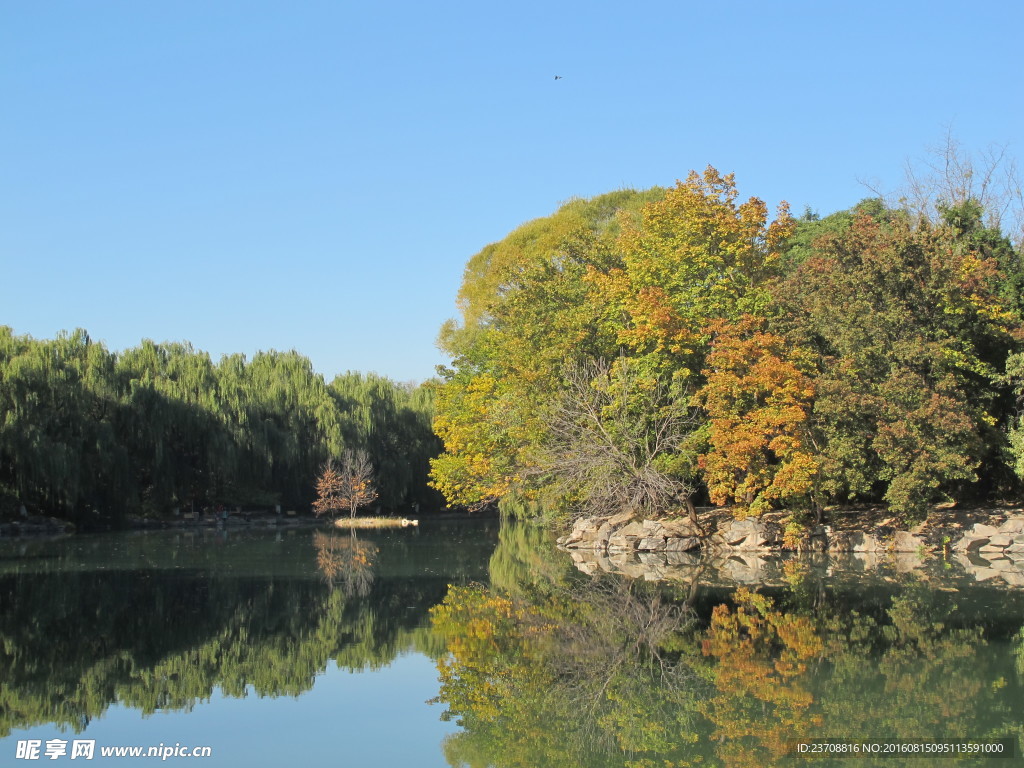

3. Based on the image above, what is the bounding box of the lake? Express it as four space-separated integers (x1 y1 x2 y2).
1 519 1022 766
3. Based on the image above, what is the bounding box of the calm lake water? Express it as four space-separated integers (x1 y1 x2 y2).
1 519 1022 766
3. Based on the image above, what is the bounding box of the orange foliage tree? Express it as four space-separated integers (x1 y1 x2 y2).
312 449 378 519
695 316 820 517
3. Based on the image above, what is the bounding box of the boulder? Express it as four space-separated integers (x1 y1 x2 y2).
849 532 884 553
892 530 929 552
637 537 667 552
971 567 1002 582
608 510 637 528
616 521 646 539
804 533 828 552
664 536 701 552
715 518 781 550
969 523 1001 538
825 533 845 553
998 517 1024 535
661 518 703 538
1001 571 1024 587
642 519 666 534
981 534 1013 549
606 520 647 551
986 558 1015 571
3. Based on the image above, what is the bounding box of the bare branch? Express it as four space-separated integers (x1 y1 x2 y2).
528 358 700 520
872 129 1023 248
312 449 378 519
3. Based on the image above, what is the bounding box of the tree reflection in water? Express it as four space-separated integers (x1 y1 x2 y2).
430 524 1024 768
313 529 378 597
0 531 445 738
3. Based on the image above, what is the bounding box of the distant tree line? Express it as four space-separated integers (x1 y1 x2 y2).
0 329 442 526
431 154 1024 526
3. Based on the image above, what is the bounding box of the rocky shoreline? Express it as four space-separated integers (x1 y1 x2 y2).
557 505 1024 589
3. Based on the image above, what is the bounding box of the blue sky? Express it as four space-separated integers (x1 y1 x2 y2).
2 1 1021 383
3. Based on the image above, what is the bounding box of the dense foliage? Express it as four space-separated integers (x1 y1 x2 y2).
432 168 1024 524
0 329 442 525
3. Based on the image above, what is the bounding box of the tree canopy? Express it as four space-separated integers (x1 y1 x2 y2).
0 330 442 525
431 164 1024 525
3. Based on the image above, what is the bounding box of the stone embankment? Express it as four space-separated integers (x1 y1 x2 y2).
556 507 1024 589
0 516 74 537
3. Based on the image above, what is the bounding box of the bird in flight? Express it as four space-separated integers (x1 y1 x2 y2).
554 75 562 80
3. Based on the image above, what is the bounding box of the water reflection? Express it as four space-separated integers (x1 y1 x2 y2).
430 524 1024 767
313 529 378 596
0 523 495 739
2 521 1023 767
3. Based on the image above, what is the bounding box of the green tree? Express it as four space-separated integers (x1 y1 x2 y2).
774 204 1022 516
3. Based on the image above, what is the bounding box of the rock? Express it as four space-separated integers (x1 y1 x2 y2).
606 537 637 552
954 535 992 552
805 534 828 552
608 510 636 528
1001 571 1024 587
637 537 667 552
892 531 929 552
826 532 848 552
715 518 781 550
661 518 703 538
998 517 1024 534
982 534 1013 548
642 519 665 534
969 523 1001 538
971 567 1002 582
564 518 606 548
719 518 756 545
607 519 647 552
571 515 600 533
664 536 700 552
849 532 884 553
986 558 1015 571
616 521 646 539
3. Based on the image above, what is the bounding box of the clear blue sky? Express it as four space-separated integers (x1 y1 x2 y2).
2 1 1021 383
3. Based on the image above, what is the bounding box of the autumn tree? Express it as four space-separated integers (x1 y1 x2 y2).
431 189 662 514
586 166 795 378
695 316 820 518
312 450 378 519
313 530 377 596
431 170 796 521
774 204 1022 517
